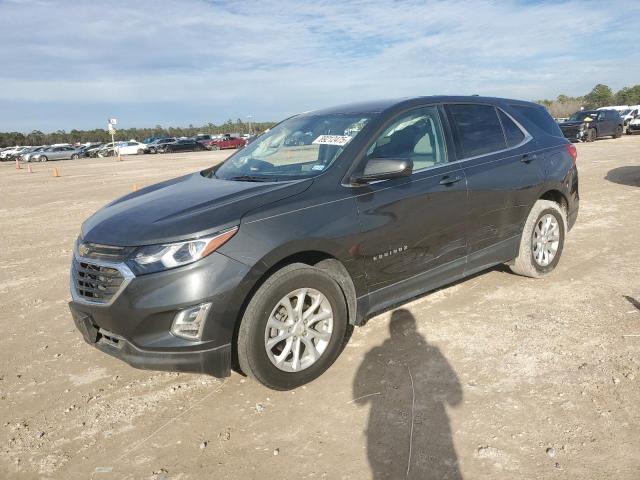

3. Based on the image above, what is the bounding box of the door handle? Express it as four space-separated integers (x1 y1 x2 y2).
521 153 537 163
439 175 464 186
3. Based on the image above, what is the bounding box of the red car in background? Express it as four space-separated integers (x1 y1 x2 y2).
202 134 246 150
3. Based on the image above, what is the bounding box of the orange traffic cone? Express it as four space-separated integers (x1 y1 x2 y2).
52 168 60 177
15 159 20 170
27 164 33 173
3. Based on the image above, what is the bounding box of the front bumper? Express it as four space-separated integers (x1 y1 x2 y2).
560 126 585 142
70 308 232 376
69 251 256 377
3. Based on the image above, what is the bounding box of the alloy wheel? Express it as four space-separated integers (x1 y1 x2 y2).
264 288 334 372
532 213 560 267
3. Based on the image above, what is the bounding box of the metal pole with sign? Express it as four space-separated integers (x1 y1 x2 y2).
108 118 117 159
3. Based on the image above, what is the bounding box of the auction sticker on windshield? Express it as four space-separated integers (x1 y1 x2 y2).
312 135 352 146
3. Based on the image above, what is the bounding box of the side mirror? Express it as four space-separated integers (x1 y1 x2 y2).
351 158 413 184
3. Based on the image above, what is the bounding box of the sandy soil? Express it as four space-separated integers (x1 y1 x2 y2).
0 139 638 479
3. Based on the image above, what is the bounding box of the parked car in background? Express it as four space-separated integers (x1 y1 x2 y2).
627 115 640 134
558 110 623 142
21 146 49 162
161 138 205 153
142 135 166 144
116 141 147 156
96 143 118 157
75 143 103 157
69 95 579 390
202 134 246 150
598 105 640 128
1 146 30 160
31 145 81 162
145 137 176 154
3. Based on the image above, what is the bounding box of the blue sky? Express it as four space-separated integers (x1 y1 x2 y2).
1 0 639 132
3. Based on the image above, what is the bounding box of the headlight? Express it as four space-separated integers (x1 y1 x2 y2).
126 227 238 275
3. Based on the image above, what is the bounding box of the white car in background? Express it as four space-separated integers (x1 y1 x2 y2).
0 146 30 159
115 141 147 155
598 105 640 127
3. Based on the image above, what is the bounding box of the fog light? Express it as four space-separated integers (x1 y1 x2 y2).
171 302 212 340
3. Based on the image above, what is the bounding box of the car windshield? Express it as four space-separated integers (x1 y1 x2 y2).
213 113 374 181
568 111 597 121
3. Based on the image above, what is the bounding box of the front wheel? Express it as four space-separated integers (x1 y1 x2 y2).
237 263 348 390
71 154 79 160
614 126 623 138
509 200 566 278
137 148 144 154
40 156 48 162
210 145 220 151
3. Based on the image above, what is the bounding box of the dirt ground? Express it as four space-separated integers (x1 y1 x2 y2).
0 138 639 480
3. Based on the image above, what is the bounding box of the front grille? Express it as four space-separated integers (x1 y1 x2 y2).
72 260 125 303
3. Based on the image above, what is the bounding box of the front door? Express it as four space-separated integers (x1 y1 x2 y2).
353 105 468 308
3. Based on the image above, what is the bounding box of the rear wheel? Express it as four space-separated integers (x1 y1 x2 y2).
40 156 48 162
237 263 348 390
71 154 79 160
510 200 566 278
210 145 220 151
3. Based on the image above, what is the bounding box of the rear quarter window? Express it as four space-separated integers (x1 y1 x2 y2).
511 104 564 138
445 104 507 158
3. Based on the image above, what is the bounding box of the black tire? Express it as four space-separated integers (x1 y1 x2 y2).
40 156 48 162
71 154 79 160
149 147 156 154
210 145 220 151
237 263 349 390
509 200 566 278
614 126 623 138
137 148 144 154
586 128 596 142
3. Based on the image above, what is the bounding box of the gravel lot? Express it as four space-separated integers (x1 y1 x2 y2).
1 138 639 479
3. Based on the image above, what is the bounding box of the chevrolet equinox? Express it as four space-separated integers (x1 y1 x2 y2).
69 96 579 390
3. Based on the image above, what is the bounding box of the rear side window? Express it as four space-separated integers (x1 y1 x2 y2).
511 104 564 137
446 104 506 158
498 110 525 147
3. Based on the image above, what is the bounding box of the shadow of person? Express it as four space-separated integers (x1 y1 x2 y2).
353 309 463 479
605 166 640 187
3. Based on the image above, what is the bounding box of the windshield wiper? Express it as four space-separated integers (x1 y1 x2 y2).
227 175 274 182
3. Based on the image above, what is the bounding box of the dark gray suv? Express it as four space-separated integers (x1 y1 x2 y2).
69 96 579 390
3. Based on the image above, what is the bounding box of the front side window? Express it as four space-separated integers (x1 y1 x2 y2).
214 113 374 181
364 106 447 171
446 104 506 158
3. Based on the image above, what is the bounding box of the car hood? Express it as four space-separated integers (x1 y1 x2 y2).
558 121 584 127
81 172 313 246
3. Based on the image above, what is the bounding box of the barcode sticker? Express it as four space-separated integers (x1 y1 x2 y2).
312 135 352 146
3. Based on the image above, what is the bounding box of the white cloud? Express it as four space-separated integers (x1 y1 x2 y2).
0 0 638 130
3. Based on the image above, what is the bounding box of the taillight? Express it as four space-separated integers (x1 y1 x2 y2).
565 143 577 165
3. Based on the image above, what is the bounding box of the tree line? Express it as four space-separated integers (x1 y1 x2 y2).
536 84 640 118
0 118 277 148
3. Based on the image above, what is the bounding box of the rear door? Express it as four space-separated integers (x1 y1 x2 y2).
445 103 545 274
353 105 468 304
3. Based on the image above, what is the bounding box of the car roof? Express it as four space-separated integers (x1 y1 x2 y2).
301 95 541 117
